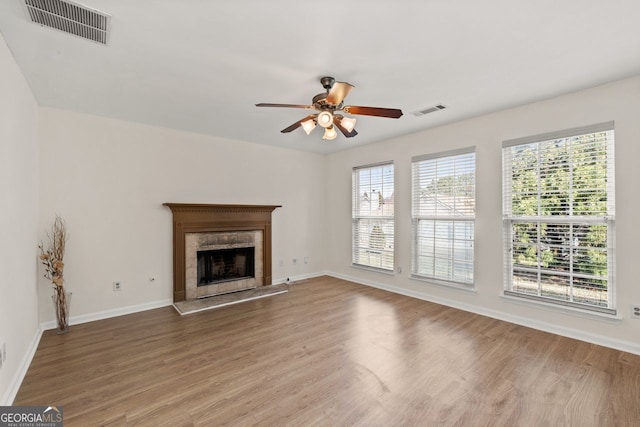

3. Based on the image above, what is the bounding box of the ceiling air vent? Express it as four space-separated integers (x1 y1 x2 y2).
24 0 110 44
412 104 446 117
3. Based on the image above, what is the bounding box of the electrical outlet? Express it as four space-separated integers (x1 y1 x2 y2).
2 342 6 364
113 281 122 292
631 304 640 319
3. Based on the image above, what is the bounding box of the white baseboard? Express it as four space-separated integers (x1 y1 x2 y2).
40 298 174 331
272 271 327 285
1 326 43 405
327 271 640 356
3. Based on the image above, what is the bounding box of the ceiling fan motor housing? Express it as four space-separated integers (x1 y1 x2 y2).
312 92 332 106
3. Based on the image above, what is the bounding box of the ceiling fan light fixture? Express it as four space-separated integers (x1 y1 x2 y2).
317 111 333 128
340 116 357 133
256 76 404 141
322 126 337 141
301 119 316 135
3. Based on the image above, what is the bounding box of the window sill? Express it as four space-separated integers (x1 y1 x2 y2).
351 264 395 276
410 274 476 293
500 293 622 323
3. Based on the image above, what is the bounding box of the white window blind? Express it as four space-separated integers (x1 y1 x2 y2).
352 162 394 271
411 148 475 285
502 122 615 314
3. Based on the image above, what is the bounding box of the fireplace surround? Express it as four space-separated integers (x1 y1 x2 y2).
164 203 281 302
185 229 262 299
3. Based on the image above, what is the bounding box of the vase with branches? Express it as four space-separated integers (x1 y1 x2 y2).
39 216 71 333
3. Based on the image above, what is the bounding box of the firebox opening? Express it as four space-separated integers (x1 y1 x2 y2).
197 247 255 286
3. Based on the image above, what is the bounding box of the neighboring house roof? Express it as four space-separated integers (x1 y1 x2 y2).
359 192 475 217
419 193 475 216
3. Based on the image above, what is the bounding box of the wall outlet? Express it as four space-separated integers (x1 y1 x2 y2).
631 304 640 319
2 342 6 364
113 281 122 291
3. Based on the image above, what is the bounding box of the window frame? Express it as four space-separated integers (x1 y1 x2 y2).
411 147 476 287
502 122 616 315
352 161 395 272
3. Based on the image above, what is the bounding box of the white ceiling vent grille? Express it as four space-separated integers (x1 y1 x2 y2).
412 104 446 117
24 0 110 44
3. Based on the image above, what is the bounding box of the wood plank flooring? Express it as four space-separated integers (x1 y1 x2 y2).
15 276 640 426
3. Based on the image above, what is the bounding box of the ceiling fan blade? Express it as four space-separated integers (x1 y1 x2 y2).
256 103 314 109
325 82 354 106
280 114 317 133
342 105 403 119
334 116 358 138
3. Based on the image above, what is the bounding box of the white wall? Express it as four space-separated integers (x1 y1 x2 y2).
326 76 640 353
0 33 40 404
37 109 326 322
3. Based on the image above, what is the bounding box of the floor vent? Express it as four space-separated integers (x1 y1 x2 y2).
24 0 110 44
412 104 446 117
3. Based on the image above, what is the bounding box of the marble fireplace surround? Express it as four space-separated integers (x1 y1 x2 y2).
164 203 281 303
185 230 262 299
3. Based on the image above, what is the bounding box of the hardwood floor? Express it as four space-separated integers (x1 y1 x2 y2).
15 276 640 426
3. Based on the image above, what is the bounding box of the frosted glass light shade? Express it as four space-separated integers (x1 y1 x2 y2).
340 116 356 132
317 111 333 128
322 126 337 140
301 119 316 135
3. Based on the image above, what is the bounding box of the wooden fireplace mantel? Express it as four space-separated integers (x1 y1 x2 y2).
164 203 281 302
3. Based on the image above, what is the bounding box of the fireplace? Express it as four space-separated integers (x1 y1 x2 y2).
185 230 263 299
197 247 255 286
164 204 280 302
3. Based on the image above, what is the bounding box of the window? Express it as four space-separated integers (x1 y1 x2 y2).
352 162 394 271
502 122 615 314
411 148 476 285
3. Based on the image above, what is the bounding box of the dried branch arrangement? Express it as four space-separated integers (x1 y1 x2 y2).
39 216 67 287
39 215 70 332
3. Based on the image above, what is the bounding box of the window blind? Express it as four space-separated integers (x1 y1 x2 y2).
412 147 475 285
502 123 615 313
352 162 394 271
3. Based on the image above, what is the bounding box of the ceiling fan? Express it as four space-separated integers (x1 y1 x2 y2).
256 76 403 141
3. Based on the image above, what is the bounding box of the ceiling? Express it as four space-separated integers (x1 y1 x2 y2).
1 1 639 154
